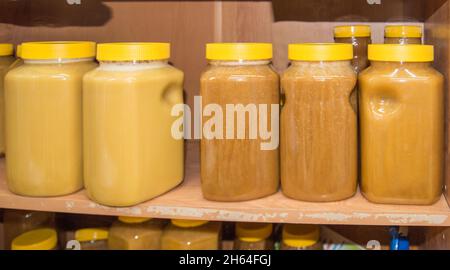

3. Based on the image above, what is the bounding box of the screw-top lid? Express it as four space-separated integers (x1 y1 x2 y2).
282 224 320 248
206 43 272 61
96 42 170 61
385 25 422 38
75 228 109 242
334 25 371 38
21 41 96 60
236 222 273 243
171 219 209 228
118 216 152 224
0 43 14 56
368 44 433 62
11 228 58 250
288 43 353 61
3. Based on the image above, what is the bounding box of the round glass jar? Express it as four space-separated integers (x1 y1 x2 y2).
334 25 371 73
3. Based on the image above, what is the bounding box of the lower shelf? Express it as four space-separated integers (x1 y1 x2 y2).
0 144 449 226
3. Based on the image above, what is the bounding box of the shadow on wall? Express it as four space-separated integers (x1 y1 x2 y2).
0 0 111 26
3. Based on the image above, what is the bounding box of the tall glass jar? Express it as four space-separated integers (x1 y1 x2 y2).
11 228 58 250
108 216 165 250
281 224 322 250
0 44 15 155
359 45 443 205
200 43 280 202
385 25 422 44
83 43 184 207
3 209 54 250
234 222 273 250
281 44 357 202
74 228 109 250
161 220 221 250
4 41 97 197
334 25 371 73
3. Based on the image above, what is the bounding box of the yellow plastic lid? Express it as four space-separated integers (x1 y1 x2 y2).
75 228 109 242
0 43 14 56
206 43 272 61
11 228 57 250
96 42 170 61
282 224 320 248
16 44 22 58
288 43 353 61
368 44 433 62
334 25 371 38
385 25 422 38
236 222 273 243
171 219 209 228
21 41 96 60
118 216 152 224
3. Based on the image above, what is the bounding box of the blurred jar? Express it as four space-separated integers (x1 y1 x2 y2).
74 228 109 250
56 213 114 248
108 216 165 250
3 209 54 250
161 220 221 250
334 25 371 73
385 25 422 44
0 43 15 155
281 224 322 250
234 222 273 250
11 228 58 250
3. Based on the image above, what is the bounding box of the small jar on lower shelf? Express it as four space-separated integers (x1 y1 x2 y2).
234 222 273 250
74 228 109 250
3 209 55 250
161 219 221 250
281 224 322 250
11 228 58 250
108 216 165 250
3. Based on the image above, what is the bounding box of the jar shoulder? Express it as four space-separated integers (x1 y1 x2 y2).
201 64 279 82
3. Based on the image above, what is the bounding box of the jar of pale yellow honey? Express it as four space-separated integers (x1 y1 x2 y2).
0 44 15 156
161 219 221 250
281 43 357 202
359 44 443 205
4 41 97 197
385 25 422 44
108 216 165 250
83 43 184 207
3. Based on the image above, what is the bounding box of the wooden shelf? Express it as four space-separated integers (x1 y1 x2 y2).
0 143 449 226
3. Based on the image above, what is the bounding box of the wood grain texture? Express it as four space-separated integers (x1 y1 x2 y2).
0 142 449 226
425 1 450 208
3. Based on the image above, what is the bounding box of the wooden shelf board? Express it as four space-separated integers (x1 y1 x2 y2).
0 144 449 226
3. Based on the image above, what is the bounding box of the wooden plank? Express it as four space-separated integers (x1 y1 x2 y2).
426 0 450 208
0 143 448 226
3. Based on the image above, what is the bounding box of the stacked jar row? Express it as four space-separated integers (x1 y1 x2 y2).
2 210 323 250
0 24 443 207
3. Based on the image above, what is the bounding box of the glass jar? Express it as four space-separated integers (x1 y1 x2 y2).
11 228 58 250
161 220 221 250
4 41 97 197
334 25 371 73
281 44 357 202
200 43 280 201
83 43 184 207
75 228 109 250
234 222 273 250
385 25 422 44
108 216 165 250
56 213 114 249
3 209 54 250
359 45 443 205
0 44 15 155
281 224 322 250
